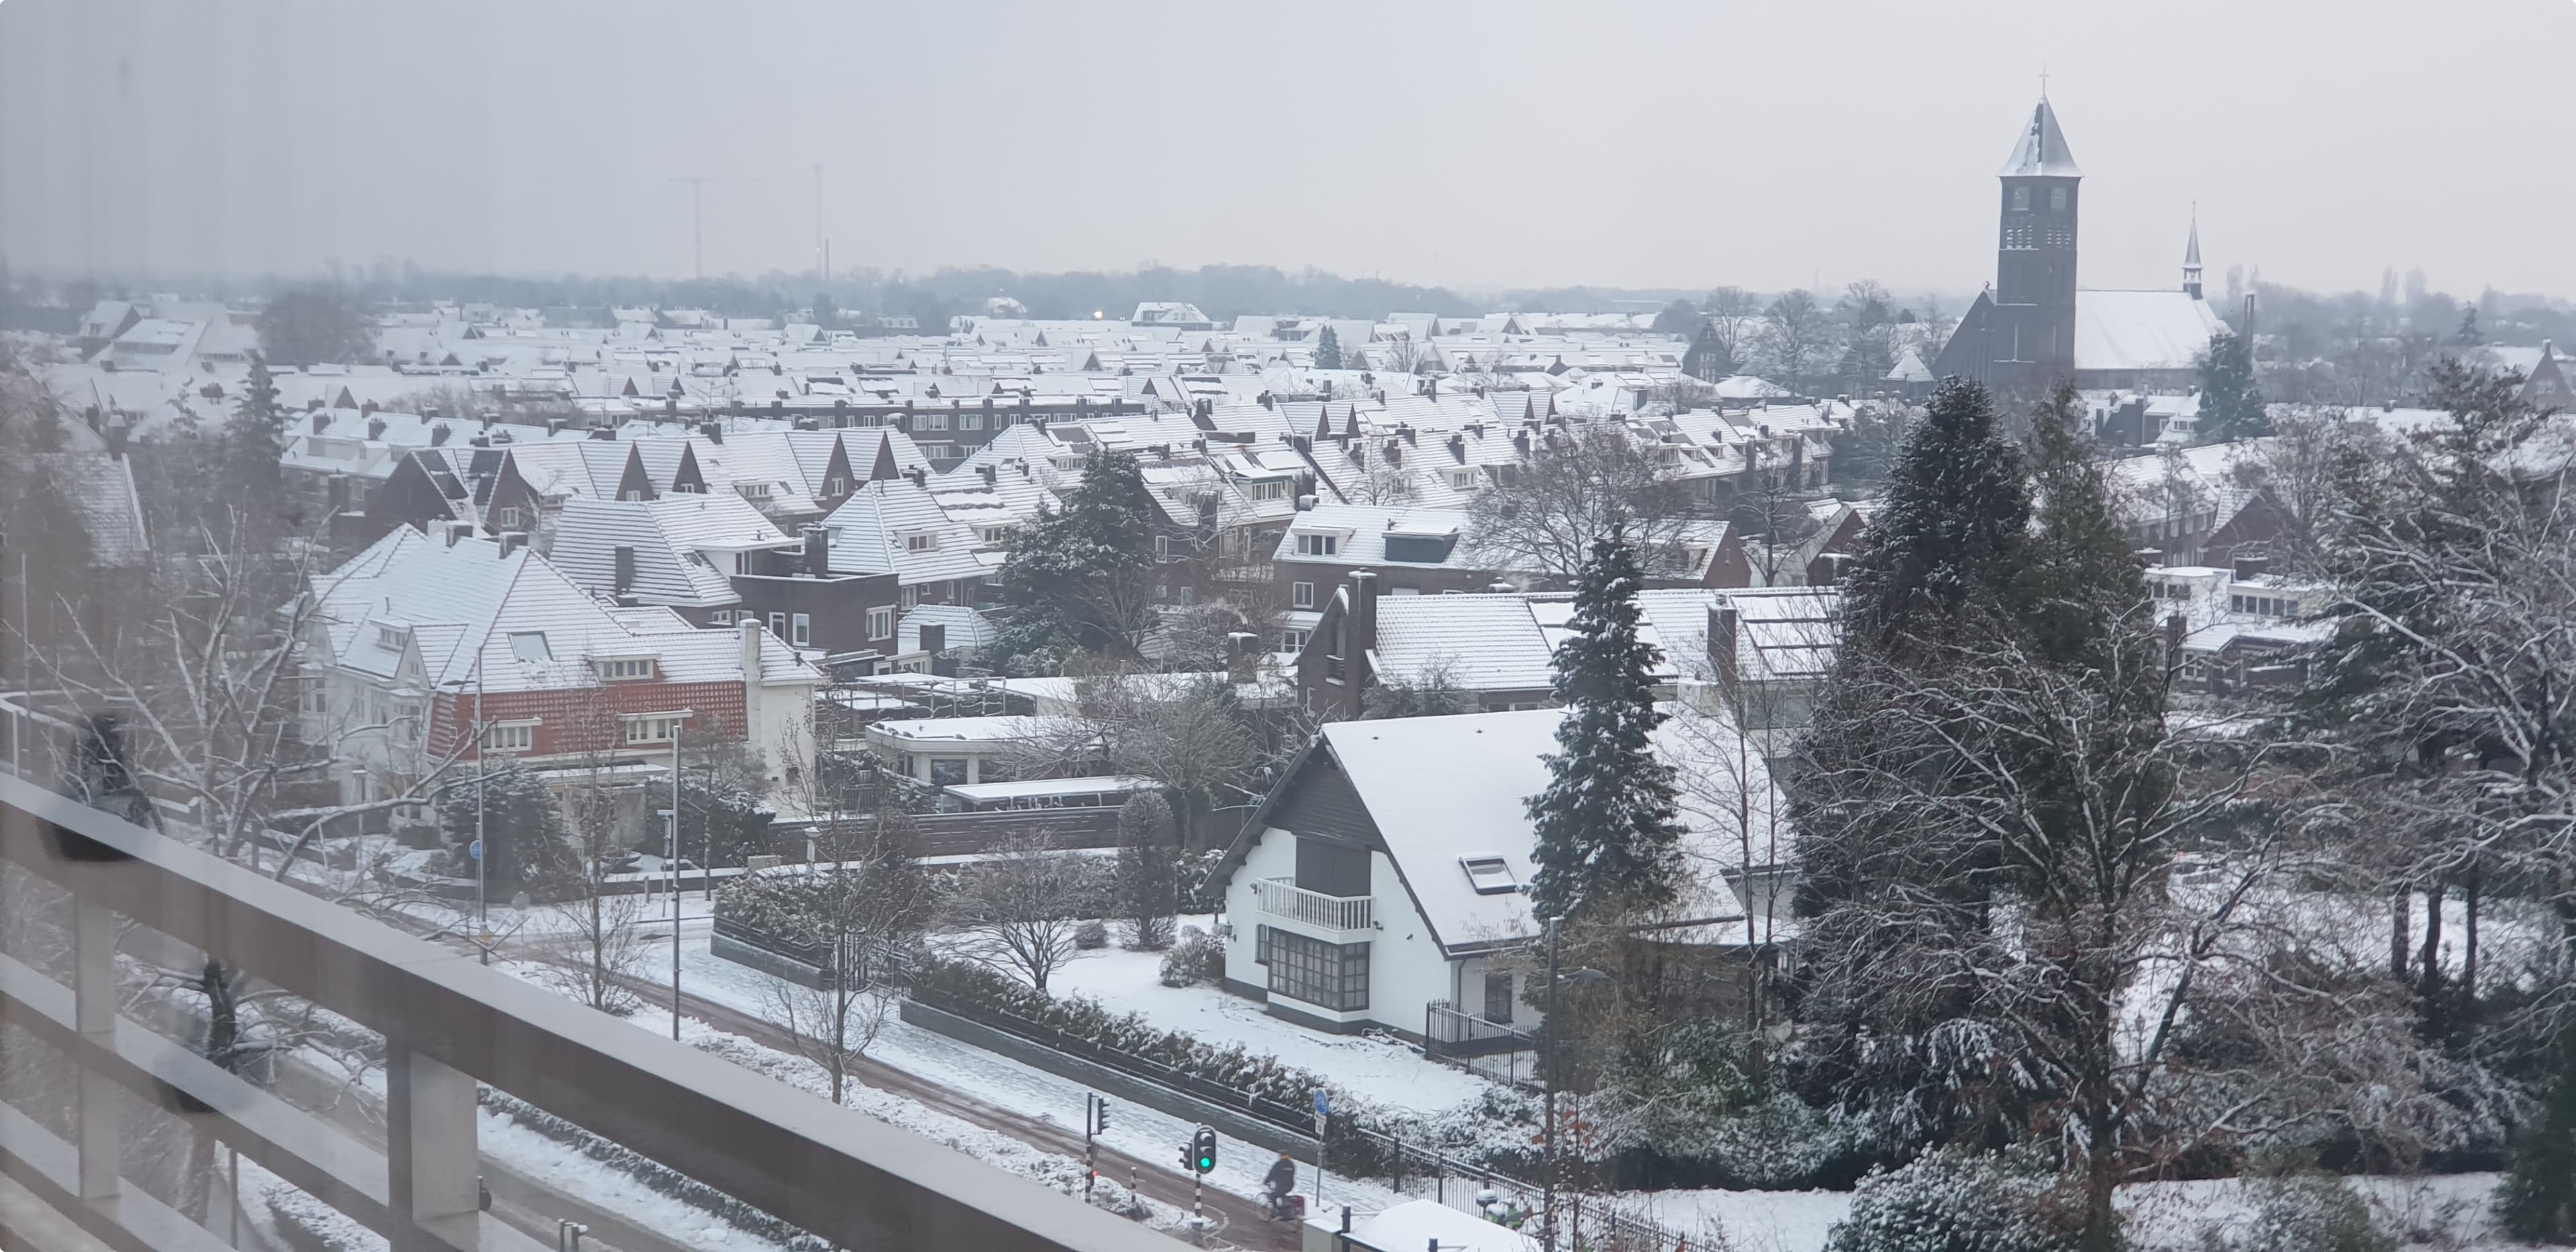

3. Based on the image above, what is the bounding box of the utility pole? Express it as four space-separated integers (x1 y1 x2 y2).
670 718 684 1039
1541 915 1560 1252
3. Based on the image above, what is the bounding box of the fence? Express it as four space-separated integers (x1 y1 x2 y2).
904 978 1696 1251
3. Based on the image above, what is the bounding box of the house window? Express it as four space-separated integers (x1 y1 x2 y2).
1483 970 1515 1024
1294 534 1338 556
1155 534 1171 557
625 714 684 744
1255 924 1273 966
1266 931 1368 1012
979 526 1009 545
1281 628 1309 651
907 533 938 552
1461 856 1518 895
868 606 894 640
769 612 788 638
710 609 733 625
928 757 970 786
901 585 920 609
302 681 327 715
791 613 811 646
621 490 645 502
598 657 656 681
482 722 535 753
737 482 773 500
824 476 846 496
508 631 553 663
1292 581 1315 609
496 506 525 529
1246 479 1289 501
735 552 756 575
1449 471 1476 491
916 412 949 431
957 413 985 431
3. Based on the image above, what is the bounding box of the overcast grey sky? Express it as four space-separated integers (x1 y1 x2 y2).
4 0 2571 300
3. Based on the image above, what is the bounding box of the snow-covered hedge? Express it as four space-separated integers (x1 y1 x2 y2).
477 1088 831 1252
1822 1149 2086 1252
265 1184 388 1252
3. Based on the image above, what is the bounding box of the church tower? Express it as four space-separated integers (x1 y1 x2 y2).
2181 212 2204 299
1992 96 2082 384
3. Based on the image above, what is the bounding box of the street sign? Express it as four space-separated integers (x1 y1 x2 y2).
468 839 484 861
1312 1089 1330 1118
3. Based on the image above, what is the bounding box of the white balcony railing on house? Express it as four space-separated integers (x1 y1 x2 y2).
1254 876 1373 935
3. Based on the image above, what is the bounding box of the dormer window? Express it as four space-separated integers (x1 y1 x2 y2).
906 532 938 552
374 625 408 651
1293 533 1339 557
1246 479 1289 502
597 657 657 681
1460 856 1518 895
1449 470 1477 490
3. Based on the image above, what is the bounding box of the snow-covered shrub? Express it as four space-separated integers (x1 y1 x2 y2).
480 1089 831 1252
1703 1091 1845 1188
1821 1149 2085 1252
1074 919 1108 950
1158 925 1221 986
2198 1172 2393 1252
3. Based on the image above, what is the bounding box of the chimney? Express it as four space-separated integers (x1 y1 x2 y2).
441 519 470 547
741 617 763 678
1707 602 1740 688
2232 555 2269 581
977 464 996 486
547 417 568 435
612 545 637 597
311 411 329 435
1348 569 1380 666
699 421 724 443
430 424 451 447
803 525 830 577
361 400 378 417
1226 631 1258 685
366 416 387 440
497 531 529 558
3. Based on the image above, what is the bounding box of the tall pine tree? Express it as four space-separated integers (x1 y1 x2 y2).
2017 384 2148 669
2195 330 2266 441
1838 377 2031 644
1313 325 1343 371
991 447 1161 670
1525 525 1684 920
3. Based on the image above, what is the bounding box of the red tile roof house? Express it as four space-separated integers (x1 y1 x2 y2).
299 524 824 837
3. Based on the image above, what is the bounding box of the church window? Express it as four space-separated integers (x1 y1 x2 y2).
2050 186 2068 211
2011 186 2031 211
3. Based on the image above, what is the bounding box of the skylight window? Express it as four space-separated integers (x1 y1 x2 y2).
1461 856 1518 895
508 631 553 662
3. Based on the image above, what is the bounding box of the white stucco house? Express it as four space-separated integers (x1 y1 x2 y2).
1208 708 1755 1042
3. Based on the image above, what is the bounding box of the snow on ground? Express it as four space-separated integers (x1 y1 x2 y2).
657 935 1413 1215
476 1106 804 1252
1040 923 1496 1114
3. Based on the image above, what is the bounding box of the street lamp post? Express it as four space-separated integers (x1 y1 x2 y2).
1542 915 1560 1252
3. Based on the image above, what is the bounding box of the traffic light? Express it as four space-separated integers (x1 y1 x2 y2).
1093 1098 1112 1136
1189 1126 1217 1174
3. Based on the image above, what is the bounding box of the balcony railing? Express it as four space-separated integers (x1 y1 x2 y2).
0 770 1167 1252
1253 876 1372 935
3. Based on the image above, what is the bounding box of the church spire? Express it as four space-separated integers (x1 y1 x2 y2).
2182 207 2204 299
1999 95 2082 178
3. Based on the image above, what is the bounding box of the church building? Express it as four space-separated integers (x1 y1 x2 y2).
1933 97 2230 394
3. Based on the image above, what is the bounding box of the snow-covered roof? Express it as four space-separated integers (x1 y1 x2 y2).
819 479 987 587
1999 97 2082 178
1311 709 1744 952
549 494 796 608
898 603 998 654
2075 291 2227 374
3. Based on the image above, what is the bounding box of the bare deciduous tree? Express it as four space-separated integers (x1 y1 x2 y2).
761 812 928 1103
1466 424 1695 581
951 829 1105 992
1703 287 1762 378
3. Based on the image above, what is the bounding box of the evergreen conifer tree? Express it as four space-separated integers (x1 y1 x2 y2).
2017 385 2149 669
224 355 288 500
438 762 578 895
992 447 1161 669
2453 302 2483 347
1526 525 1684 920
1313 325 1343 371
1838 377 2031 644
2196 331 2267 441
2500 1024 2576 1243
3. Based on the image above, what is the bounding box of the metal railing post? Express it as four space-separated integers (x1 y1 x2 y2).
384 1044 480 1252
72 897 120 1204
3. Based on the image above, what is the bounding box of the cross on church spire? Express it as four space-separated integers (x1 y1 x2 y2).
2039 65 2049 98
